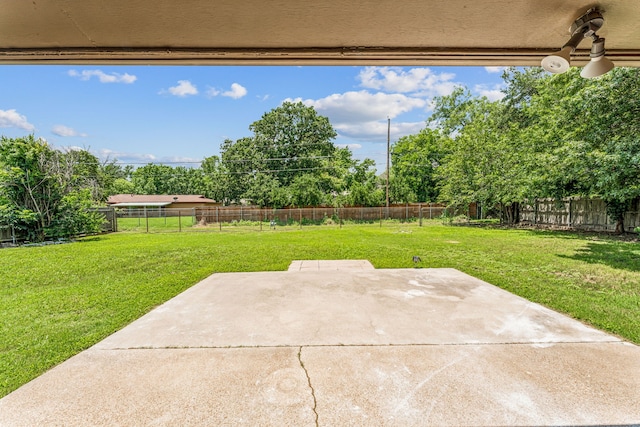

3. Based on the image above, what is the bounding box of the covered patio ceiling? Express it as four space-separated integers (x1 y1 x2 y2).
1 0 639 67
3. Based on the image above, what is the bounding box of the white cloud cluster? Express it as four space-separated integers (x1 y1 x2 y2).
358 67 458 96
0 109 35 131
96 148 157 162
52 124 88 137
207 83 248 99
484 66 507 74
474 84 506 101
284 66 463 146
68 69 137 84
95 148 200 166
222 83 247 99
167 80 199 97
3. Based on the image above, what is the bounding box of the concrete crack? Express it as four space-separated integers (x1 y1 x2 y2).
298 346 319 426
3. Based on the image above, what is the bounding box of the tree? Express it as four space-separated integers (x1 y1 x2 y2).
0 135 103 241
289 174 324 207
219 102 342 206
502 67 640 232
428 89 531 222
390 128 447 203
200 155 228 203
573 68 640 232
99 161 133 199
131 164 175 194
248 101 337 187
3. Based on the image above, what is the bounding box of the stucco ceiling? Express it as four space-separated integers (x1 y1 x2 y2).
1 0 639 66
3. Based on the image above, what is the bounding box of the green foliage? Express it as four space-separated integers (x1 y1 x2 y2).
390 128 447 203
101 104 381 209
45 190 105 238
415 67 640 230
218 102 381 207
0 135 104 241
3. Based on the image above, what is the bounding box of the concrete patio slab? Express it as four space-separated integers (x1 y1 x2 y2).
1 267 639 426
93 268 616 349
287 259 375 271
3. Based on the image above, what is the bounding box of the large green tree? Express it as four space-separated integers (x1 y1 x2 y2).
248 101 337 187
0 135 104 241
428 88 532 222
390 128 447 203
219 102 365 207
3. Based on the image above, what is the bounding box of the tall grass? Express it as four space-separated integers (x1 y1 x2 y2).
1 222 638 397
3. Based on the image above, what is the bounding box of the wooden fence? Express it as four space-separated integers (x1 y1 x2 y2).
0 226 15 243
520 198 640 232
0 208 116 243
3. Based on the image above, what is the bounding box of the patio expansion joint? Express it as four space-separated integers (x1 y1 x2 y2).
298 346 319 427
96 339 624 351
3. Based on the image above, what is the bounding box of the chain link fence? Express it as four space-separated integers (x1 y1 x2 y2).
114 204 447 233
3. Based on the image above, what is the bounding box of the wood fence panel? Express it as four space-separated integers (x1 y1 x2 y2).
521 197 640 232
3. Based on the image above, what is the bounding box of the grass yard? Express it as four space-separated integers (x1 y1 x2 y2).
1 222 639 397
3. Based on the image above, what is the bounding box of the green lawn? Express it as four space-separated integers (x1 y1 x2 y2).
1 222 639 397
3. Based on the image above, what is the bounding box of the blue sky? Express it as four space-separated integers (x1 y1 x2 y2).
0 65 507 172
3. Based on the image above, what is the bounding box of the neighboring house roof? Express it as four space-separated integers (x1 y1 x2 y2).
107 194 217 205
110 202 172 208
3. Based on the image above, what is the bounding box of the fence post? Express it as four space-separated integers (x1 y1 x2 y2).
419 204 422 226
380 207 382 227
179 210 182 232
192 208 196 226
145 208 149 233
339 208 342 228
569 198 573 227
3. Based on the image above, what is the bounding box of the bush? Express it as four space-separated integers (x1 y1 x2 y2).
45 190 105 238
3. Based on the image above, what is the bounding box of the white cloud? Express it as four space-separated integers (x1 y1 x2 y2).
206 87 221 98
285 90 429 144
358 67 459 96
207 83 248 99
484 66 507 74
289 91 427 123
474 84 506 101
52 124 88 137
68 69 137 84
96 148 157 163
0 109 35 131
95 148 200 165
222 83 247 99
166 80 198 97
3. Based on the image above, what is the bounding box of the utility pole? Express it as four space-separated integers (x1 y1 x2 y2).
386 117 390 217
